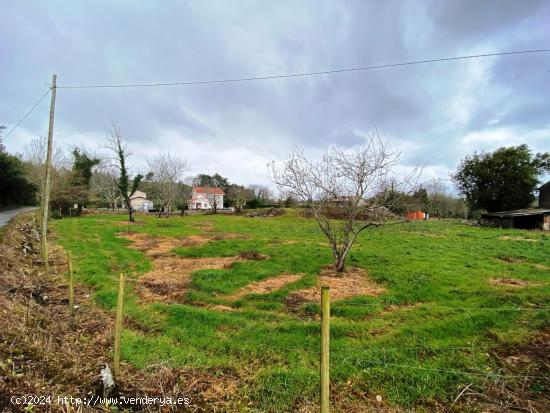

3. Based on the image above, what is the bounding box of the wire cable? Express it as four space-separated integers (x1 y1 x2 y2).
4 89 51 139
56 48 550 89
359 360 550 380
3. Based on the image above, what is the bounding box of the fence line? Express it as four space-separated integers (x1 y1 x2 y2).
351 359 550 380
248 298 550 312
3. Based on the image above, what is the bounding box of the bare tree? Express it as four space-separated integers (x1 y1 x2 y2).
203 188 224 214
105 126 143 222
272 133 420 273
226 184 255 211
248 184 273 204
23 137 74 215
146 152 189 217
23 137 69 200
91 167 121 210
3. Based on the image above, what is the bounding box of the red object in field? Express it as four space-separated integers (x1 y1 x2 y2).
405 210 426 220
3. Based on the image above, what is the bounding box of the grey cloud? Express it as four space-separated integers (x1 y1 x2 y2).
1 0 549 186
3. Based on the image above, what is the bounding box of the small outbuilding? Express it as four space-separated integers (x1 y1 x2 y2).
405 210 427 220
480 209 550 230
129 190 154 212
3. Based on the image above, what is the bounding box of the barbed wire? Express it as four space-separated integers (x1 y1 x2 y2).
352 359 550 380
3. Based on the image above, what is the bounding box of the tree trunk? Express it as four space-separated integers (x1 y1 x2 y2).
335 254 346 273
129 207 135 222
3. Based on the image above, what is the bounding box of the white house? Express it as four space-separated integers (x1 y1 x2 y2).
187 187 225 210
129 190 154 212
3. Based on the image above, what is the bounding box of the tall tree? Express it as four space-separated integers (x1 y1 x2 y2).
452 145 550 212
0 152 37 207
71 148 100 213
91 169 121 210
226 184 255 211
146 152 188 217
106 126 143 222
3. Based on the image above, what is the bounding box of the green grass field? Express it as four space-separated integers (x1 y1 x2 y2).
52 210 550 411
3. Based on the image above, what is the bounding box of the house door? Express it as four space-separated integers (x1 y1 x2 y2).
196 203 201 209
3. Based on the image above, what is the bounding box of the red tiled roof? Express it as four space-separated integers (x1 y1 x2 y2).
193 186 225 195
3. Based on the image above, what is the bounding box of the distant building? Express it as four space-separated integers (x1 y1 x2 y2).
187 187 225 210
481 209 550 230
480 181 550 230
405 210 426 220
129 190 153 212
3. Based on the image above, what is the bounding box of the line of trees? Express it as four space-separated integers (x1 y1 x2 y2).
453 144 549 213
7 124 280 220
0 126 37 207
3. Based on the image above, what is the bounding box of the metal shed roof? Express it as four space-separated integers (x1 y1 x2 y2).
482 208 550 218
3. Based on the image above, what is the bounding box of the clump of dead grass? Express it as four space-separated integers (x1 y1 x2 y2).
287 266 384 304
225 273 303 300
238 250 267 260
489 278 541 288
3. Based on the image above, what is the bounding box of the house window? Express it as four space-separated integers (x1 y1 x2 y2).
204 204 207 208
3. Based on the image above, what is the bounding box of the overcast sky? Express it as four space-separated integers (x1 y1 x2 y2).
2 0 549 189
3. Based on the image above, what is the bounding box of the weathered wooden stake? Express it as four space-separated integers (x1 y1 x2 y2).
41 74 57 273
113 272 125 377
320 286 330 413
67 251 74 315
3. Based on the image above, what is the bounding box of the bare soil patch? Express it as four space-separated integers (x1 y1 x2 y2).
497 255 526 263
193 222 215 231
287 267 384 303
211 232 250 241
226 273 303 300
532 263 550 271
138 256 240 302
118 232 212 256
489 278 541 288
111 220 147 226
268 239 299 246
238 250 267 260
499 235 538 242
118 232 244 302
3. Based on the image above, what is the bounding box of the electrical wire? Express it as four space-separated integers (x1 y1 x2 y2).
4 88 51 139
56 49 550 89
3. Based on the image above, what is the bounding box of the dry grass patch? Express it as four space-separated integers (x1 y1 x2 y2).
138 256 240 302
499 235 538 242
193 222 215 231
489 278 542 288
288 267 384 303
118 232 211 256
225 273 303 300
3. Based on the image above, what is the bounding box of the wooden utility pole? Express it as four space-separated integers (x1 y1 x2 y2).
67 251 75 315
320 286 330 413
113 272 125 377
41 74 57 272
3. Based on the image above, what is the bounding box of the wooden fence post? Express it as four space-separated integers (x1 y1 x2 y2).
67 251 74 315
320 286 330 413
113 272 125 377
